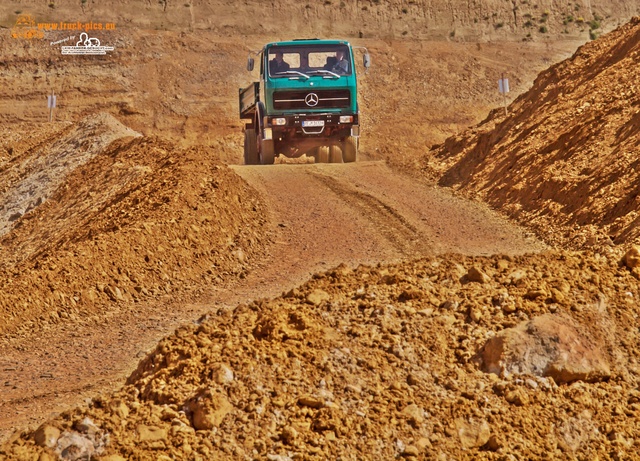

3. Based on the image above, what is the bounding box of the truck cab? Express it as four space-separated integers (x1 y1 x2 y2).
240 39 369 164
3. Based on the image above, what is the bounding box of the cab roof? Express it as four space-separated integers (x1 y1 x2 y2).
265 39 350 48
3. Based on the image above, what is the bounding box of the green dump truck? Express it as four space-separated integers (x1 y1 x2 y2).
239 39 370 165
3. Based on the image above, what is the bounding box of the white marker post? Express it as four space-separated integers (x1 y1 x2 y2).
47 91 57 122
498 74 509 116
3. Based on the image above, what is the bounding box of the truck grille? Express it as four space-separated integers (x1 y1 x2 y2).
273 90 351 110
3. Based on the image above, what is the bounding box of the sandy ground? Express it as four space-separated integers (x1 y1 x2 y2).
0 161 545 443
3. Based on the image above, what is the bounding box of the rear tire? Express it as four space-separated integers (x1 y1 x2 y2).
316 146 329 163
342 136 358 163
260 138 275 165
244 129 258 165
329 145 342 163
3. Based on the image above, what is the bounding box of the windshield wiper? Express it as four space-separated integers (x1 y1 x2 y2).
274 70 311 79
309 69 341 78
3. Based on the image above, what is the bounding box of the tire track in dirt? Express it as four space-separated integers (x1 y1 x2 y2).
234 161 546 267
308 171 435 257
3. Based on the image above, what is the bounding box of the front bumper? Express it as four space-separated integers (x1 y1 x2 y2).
264 113 359 139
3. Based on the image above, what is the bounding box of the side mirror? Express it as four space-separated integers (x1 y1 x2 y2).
247 57 255 72
363 53 371 69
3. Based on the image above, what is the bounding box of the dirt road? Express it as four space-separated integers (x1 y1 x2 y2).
233 161 545 275
0 160 544 441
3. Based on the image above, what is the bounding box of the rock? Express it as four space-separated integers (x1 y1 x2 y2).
407 373 420 386
114 287 125 301
466 267 490 283
298 395 324 409
440 300 459 311
485 434 502 451
508 269 527 285
469 305 484 323
34 424 60 448
492 292 509 307
403 445 420 457
505 389 530 406
109 400 129 419
401 404 424 425
234 248 246 263
213 364 234 384
491 292 517 314
524 288 547 300
624 246 640 268
346 383 362 393
99 456 127 461
185 388 233 430
306 289 330 306
281 425 298 444
267 454 293 461
160 406 180 422
8 211 22 222
557 281 571 293
456 418 491 449
496 259 510 271
75 417 99 436
103 286 120 302
478 313 611 383
137 425 168 442
550 288 566 305
399 288 422 302
38 453 55 461
292 421 311 432
56 432 98 461
416 437 432 450
170 424 195 438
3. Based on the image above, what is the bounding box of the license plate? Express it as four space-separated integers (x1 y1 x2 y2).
302 120 324 127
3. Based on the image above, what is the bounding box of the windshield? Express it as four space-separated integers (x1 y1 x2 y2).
267 45 352 78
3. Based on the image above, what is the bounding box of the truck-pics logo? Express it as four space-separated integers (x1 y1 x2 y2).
60 32 114 55
10 14 44 39
38 20 116 32
11 13 116 43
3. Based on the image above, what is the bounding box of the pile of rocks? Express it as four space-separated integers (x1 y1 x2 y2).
3 249 640 459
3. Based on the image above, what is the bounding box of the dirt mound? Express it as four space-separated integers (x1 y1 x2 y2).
0 114 266 337
424 18 640 250
4 250 640 459
0 113 140 236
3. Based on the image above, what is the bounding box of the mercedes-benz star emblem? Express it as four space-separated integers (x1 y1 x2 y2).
305 93 319 107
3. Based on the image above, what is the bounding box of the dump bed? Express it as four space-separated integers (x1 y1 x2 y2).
239 82 259 120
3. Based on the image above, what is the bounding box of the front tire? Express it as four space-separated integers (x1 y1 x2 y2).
244 129 258 165
342 136 358 163
260 138 275 165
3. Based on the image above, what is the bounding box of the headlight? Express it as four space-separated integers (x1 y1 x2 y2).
272 118 287 126
339 115 353 124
